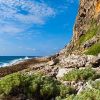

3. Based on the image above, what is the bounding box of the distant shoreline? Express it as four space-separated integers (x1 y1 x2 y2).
0 56 42 67
0 57 50 77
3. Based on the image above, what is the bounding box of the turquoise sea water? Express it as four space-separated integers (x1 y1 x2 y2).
0 56 35 67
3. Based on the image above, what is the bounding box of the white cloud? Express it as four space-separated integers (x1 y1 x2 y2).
0 0 56 38
0 0 55 25
0 25 24 34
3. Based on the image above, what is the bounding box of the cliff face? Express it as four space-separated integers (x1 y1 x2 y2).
60 0 100 56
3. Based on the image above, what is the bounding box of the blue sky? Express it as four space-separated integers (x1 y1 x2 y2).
0 0 79 56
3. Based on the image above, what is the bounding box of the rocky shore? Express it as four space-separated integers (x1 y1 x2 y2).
0 57 50 77
0 53 100 100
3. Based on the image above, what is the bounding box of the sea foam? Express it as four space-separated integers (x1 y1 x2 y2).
0 56 31 67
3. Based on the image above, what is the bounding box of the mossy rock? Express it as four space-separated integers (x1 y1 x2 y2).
79 20 99 45
85 43 100 55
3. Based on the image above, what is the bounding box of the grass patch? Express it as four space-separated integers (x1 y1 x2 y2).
62 68 99 81
85 43 100 55
79 22 99 44
79 27 98 44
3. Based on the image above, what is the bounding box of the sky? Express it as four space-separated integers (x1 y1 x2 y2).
0 0 79 56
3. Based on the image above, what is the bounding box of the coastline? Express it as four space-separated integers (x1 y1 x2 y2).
0 57 50 77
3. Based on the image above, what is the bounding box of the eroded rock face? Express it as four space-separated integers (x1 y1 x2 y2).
59 0 100 56
74 0 100 41
59 54 100 68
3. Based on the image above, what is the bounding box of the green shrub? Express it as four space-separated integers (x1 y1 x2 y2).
59 85 76 98
40 77 60 97
66 94 75 100
2 71 100 100
85 43 100 55
62 68 97 81
28 81 38 94
56 94 75 100
91 80 100 90
73 80 100 100
55 96 62 100
0 73 21 95
74 89 100 100
0 72 62 99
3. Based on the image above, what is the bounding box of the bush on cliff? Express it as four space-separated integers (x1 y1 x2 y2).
85 43 100 55
79 21 99 44
62 68 99 81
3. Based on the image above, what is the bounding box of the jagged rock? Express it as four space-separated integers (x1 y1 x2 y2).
83 36 99 49
49 67 59 77
56 68 73 78
71 81 76 86
95 78 100 81
62 81 71 86
47 59 59 66
87 55 98 63
87 55 100 67
98 53 100 58
60 54 87 68
47 60 55 66
59 54 100 68
77 85 86 95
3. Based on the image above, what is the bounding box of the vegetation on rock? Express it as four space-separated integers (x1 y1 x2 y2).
62 68 100 81
74 89 100 100
0 72 75 100
79 23 99 45
85 43 100 55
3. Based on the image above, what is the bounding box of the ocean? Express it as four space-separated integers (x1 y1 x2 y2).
0 56 35 67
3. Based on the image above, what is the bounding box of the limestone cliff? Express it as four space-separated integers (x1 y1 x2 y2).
60 0 100 56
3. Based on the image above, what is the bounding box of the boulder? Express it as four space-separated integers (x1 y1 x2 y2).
47 59 59 66
60 54 87 68
48 60 55 66
56 68 73 78
87 55 100 67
